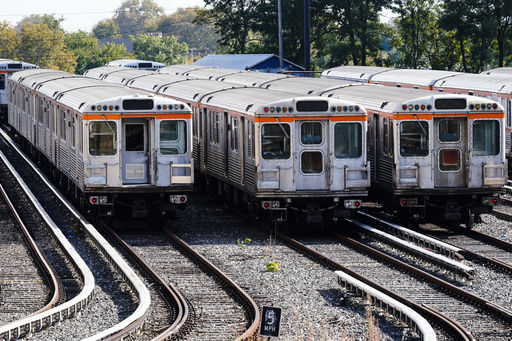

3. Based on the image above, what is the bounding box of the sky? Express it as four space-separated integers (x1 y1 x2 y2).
1 0 207 33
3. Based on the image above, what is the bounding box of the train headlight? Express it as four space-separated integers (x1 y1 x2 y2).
170 195 187 204
344 199 362 209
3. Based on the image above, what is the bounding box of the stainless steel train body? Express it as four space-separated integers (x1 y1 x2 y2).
163 66 507 227
85 67 370 226
8 69 193 224
0 59 38 121
321 66 512 174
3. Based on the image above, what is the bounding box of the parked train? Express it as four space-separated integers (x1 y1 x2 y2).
156 65 507 228
321 65 512 174
84 66 370 227
0 59 38 122
8 68 194 225
85 65 507 228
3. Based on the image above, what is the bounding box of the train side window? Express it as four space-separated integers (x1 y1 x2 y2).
383 118 389 155
400 121 429 157
60 109 67 141
439 119 460 142
160 120 187 155
230 117 239 151
473 120 499 156
301 122 322 144
89 121 117 155
334 122 362 158
261 123 290 159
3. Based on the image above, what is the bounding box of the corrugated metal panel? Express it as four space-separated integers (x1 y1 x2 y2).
371 69 462 87
434 73 512 94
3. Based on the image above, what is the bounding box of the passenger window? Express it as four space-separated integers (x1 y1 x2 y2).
301 151 323 174
400 121 429 157
261 123 290 159
89 121 117 155
439 119 460 142
0 74 4 90
301 122 322 144
125 124 144 151
473 120 499 156
160 120 187 155
334 122 362 158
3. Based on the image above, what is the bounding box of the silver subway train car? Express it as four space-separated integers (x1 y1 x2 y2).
8 69 193 225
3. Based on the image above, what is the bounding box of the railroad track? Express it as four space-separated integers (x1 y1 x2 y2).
0 129 150 340
104 225 260 340
277 219 512 340
0 184 63 325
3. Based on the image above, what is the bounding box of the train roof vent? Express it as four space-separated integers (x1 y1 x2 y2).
246 104 253 111
468 90 474 95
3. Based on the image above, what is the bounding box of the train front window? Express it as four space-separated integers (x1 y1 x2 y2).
439 119 460 142
301 151 323 174
473 120 499 156
89 121 117 155
301 122 322 144
0 74 4 90
400 121 429 157
439 149 461 171
334 123 362 158
261 123 290 159
160 120 187 155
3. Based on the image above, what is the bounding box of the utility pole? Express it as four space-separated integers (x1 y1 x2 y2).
304 0 310 76
278 0 284 72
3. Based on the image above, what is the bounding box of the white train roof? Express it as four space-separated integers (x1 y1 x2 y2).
158 65 215 75
369 69 462 87
432 73 512 94
321 65 392 82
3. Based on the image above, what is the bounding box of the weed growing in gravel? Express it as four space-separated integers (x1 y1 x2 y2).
265 261 280 272
237 237 252 249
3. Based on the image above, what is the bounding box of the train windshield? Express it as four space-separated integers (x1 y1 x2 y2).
160 120 187 154
89 121 117 155
473 120 500 156
334 123 362 158
261 123 291 159
400 121 429 157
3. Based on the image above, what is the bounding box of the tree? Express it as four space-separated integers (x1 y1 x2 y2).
19 23 76 72
113 0 165 37
93 19 122 39
130 34 188 64
196 0 254 54
16 14 65 33
391 0 439 68
0 22 20 59
157 7 219 56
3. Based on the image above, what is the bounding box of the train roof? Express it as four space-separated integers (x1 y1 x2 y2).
321 65 392 82
10 68 188 114
321 84 435 113
158 65 216 75
368 69 462 87
158 79 243 103
193 86 366 117
481 67 512 75
173 67 243 80
432 73 512 94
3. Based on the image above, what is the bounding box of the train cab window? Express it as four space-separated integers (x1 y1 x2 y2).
301 122 322 144
400 121 429 157
439 149 461 171
160 120 187 155
473 120 500 156
301 151 323 174
89 121 117 155
125 124 144 151
439 119 460 142
261 123 290 159
334 123 362 158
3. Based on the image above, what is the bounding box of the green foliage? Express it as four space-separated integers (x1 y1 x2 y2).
93 19 122 39
113 0 165 37
237 238 252 249
19 23 76 72
130 34 188 65
0 21 20 59
265 261 279 272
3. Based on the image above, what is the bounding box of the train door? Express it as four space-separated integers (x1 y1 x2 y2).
122 118 149 184
294 120 329 190
434 117 467 187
